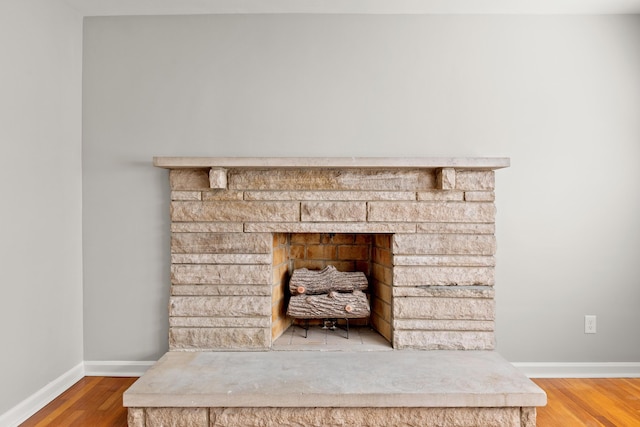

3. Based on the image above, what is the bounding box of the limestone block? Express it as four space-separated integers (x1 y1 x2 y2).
417 222 495 234
169 316 270 328
171 191 201 201
394 255 495 267
127 408 144 427
171 264 271 285
394 319 495 331
393 330 495 350
394 266 495 286
170 201 299 222
210 407 520 427
171 232 272 254
437 167 456 190
169 327 270 350
393 297 495 320
209 168 227 189
171 222 244 233
521 407 537 427
228 168 435 191
244 190 416 201
171 253 272 265
465 191 495 202
301 201 366 222
244 222 417 233
368 201 495 223
456 171 495 190
417 190 464 201
170 285 270 296
145 408 208 427
393 285 495 299
169 296 270 317
201 190 243 201
169 169 209 190
393 233 496 255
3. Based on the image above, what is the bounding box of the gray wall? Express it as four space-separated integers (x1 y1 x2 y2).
82 14 640 362
0 0 83 416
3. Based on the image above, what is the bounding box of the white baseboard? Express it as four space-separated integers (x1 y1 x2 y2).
513 362 640 378
0 362 84 427
84 360 156 377
0 360 155 427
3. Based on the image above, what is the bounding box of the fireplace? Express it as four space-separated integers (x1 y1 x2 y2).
124 157 547 427
162 157 503 351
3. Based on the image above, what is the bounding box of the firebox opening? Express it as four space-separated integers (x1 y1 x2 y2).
271 233 393 348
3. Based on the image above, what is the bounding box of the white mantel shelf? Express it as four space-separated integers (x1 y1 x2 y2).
153 156 510 170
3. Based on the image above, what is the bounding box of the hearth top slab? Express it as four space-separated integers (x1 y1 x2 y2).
123 350 545 408
153 156 510 170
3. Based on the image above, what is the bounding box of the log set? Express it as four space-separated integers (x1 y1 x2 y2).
289 265 368 295
287 290 371 319
286 266 371 321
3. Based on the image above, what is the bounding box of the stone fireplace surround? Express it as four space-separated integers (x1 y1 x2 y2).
124 157 546 427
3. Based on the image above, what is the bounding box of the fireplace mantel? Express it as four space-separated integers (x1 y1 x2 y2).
153 156 510 170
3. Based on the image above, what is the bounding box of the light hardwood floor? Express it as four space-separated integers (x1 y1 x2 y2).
19 377 640 426
533 378 640 426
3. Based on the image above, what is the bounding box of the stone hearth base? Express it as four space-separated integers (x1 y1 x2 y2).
129 407 535 427
124 351 545 427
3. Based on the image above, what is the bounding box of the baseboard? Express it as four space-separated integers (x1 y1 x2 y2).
0 362 84 427
513 362 640 378
83 360 156 377
0 360 154 426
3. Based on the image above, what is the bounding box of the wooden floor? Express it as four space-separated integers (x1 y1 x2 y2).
19 377 640 426
533 378 640 426
20 377 137 427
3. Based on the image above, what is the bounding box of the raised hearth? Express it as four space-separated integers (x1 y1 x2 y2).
124 157 546 426
124 351 545 427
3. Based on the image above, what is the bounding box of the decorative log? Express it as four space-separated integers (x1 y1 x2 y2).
286 290 370 319
289 265 368 295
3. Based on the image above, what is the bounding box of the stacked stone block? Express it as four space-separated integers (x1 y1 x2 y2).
128 406 536 427
167 166 498 351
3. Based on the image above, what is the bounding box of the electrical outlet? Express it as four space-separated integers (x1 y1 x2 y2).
585 315 597 334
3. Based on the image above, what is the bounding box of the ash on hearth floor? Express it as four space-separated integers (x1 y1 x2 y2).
272 325 391 351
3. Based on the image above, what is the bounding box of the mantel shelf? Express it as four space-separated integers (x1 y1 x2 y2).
153 156 510 170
